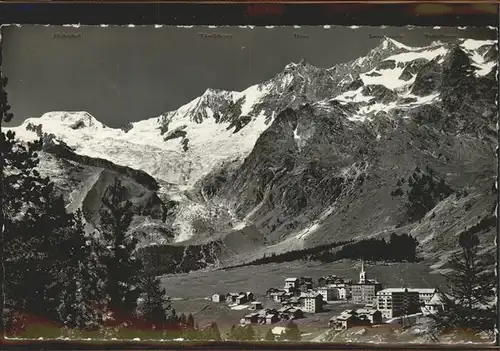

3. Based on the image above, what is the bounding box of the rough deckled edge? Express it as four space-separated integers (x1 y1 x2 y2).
496 10 500 346
0 21 5 343
0 24 496 30
0 22 498 343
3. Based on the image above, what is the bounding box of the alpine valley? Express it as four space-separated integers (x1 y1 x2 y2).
7 37 498 275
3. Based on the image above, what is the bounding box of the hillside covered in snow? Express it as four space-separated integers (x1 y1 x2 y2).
6 37 498 272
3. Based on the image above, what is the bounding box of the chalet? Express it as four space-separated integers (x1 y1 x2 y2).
241 312 259 325
266 313 280 324
211 293 226 303
249 301 263 310
285 278 300 289
226 293 239 304
300 282 314 291
408 288 437 305
270 291 286 303
266 287 281 296
245 292 255 302
300 277 314 290
256 310 268 324
284 286 301 295
355 308 382 324
329 311 371 330
282 296 301 307
280 292 294 303
281 307 304 320
278 306 293 313
423 292 448 315
256 309 278 324
236 294 248 305
300 292 324 313
271 326 287 339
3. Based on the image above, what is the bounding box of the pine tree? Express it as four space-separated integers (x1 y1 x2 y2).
55 210 106 330
282 320 301 341
181 315 200 341
431 230 496 334
2 136 47 330
136 272 175 328
226 324 255 341
264 328 275 341
1 126 115 334
99 178 142 317
0 50 14 336
179 313 187 327
211 321 222 341
3 137 74 324
186 313 195 330
203 321 221 341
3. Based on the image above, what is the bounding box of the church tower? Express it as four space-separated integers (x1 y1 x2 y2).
359 260 367 284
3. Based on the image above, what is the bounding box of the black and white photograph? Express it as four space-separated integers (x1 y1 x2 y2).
0 24 497 344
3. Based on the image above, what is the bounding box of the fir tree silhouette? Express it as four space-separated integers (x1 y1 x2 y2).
226 324 256 341
283 320 301 341
186 313 195 330
0 61 14 335
55 210 106 330
2 136 65 322
431 230 496 335
99 178 142 319
137 272 177 328
265 328 275 341
203 321 221 341
3 134 106 332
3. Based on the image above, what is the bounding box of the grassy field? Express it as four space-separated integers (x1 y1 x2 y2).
160 260 445 337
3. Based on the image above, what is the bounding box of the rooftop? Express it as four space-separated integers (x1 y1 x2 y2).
352 280 380 286
272 327 287 335
285 278 299 282
377 288 419 294
408 288 437 294
356 309 379 315
300 292 322 298
244 313 259 318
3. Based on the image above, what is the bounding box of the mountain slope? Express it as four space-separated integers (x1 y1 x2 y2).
6 37 497 272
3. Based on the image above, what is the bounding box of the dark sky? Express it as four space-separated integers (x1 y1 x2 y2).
2 25 496 127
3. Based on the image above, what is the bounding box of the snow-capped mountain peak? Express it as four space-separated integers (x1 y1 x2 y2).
36 111 106 130
8 38 497 187
4 36 497 255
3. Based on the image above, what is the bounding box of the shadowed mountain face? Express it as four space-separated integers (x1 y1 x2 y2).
7 37 498 273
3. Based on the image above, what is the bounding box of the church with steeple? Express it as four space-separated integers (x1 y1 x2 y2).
351 260 383 304
359 260 367 284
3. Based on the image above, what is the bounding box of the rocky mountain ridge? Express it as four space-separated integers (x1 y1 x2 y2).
5 36 498 272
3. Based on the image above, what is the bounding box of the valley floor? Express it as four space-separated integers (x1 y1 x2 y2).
160 260 445 337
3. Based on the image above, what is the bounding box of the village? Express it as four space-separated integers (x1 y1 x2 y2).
209 261 447 334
